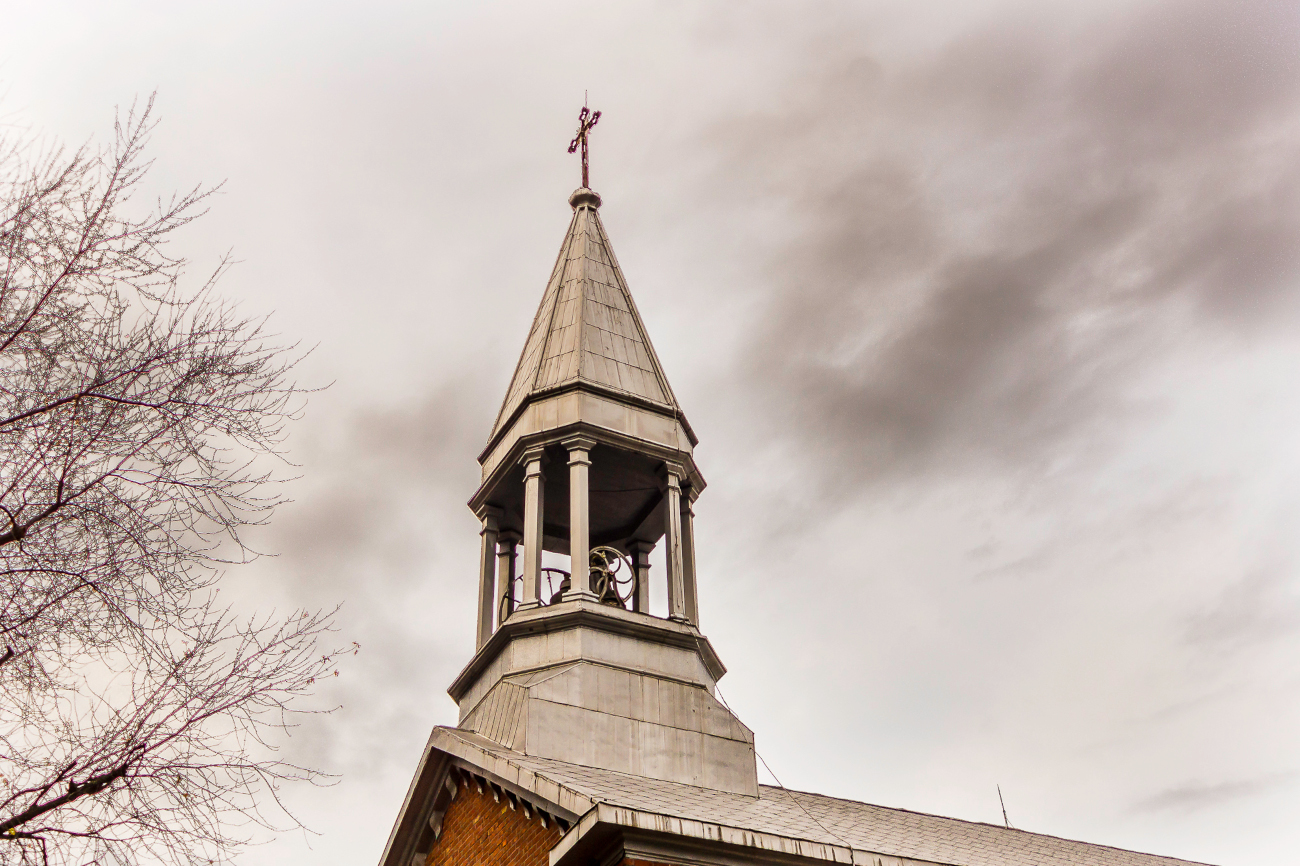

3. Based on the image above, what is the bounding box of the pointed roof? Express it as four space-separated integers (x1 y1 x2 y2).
490 188 684 441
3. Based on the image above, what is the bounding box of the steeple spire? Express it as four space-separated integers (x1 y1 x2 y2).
488 185 689 449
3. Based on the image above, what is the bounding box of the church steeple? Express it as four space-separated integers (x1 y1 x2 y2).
453 179 754 796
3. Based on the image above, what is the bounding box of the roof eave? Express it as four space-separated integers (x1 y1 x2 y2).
478 380 696 465
550 802 865 866
447 598 726 704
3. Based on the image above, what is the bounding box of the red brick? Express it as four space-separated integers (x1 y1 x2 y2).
426 783 562 866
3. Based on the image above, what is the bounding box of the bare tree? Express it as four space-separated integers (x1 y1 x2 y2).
0 98 342 866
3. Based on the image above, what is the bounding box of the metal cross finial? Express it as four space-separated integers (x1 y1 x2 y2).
568 104 601 189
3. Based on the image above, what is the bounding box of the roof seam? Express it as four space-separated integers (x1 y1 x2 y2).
573 209 591 384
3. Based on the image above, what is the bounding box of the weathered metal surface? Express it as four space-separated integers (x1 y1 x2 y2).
488 195 685 450
459 657 757 796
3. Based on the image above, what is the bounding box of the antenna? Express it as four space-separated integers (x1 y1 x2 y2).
997 784 1013 829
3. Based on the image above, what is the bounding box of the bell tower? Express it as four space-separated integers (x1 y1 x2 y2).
450 184 756 796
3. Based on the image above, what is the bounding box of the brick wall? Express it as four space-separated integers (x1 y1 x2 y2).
426 781 562 866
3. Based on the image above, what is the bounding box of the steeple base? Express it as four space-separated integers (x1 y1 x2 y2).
447 600 756 796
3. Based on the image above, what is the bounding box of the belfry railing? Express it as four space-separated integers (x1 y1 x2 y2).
500 545 637 623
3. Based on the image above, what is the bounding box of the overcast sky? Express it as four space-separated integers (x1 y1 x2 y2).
4 1 1299 864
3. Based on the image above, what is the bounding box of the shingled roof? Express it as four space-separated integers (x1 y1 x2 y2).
490 189 683 441
426 727 1214 866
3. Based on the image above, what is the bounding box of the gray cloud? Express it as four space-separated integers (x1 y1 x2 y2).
1136 772 1297 813
709 0 1300 492
1186 565 1300 652
271 374 493 591
239 374 499 779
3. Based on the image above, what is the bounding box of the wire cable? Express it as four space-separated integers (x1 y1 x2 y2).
713 684 856 858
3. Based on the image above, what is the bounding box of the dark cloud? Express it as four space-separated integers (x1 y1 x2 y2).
710 0 1300 492
270 374 494 592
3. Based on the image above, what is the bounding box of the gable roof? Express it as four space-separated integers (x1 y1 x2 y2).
490 190 683 442
420 727 1214 866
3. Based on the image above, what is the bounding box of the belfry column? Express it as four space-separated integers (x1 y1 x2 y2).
681 490 699 626
660 463 687 621
495 531 520 626
475 505 501 649
563 436 597 601
518 447 547 610
627 540 653 613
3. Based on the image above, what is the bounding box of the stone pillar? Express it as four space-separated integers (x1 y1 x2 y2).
475 506 501 650
659 463 687 622
495 531 520 627
627 540 653 614
681 490 699 627
562 436 597 601
518 447 547 610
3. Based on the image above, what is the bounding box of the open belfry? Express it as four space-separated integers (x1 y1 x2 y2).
379 111 1211 866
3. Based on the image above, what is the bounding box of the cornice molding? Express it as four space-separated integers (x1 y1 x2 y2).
447 599 726 702
468 420 706 515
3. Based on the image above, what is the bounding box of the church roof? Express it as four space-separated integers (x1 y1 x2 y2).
428 727 1214 866
490 189 683 443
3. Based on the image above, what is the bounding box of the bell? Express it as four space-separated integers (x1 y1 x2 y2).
549 575 570 606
